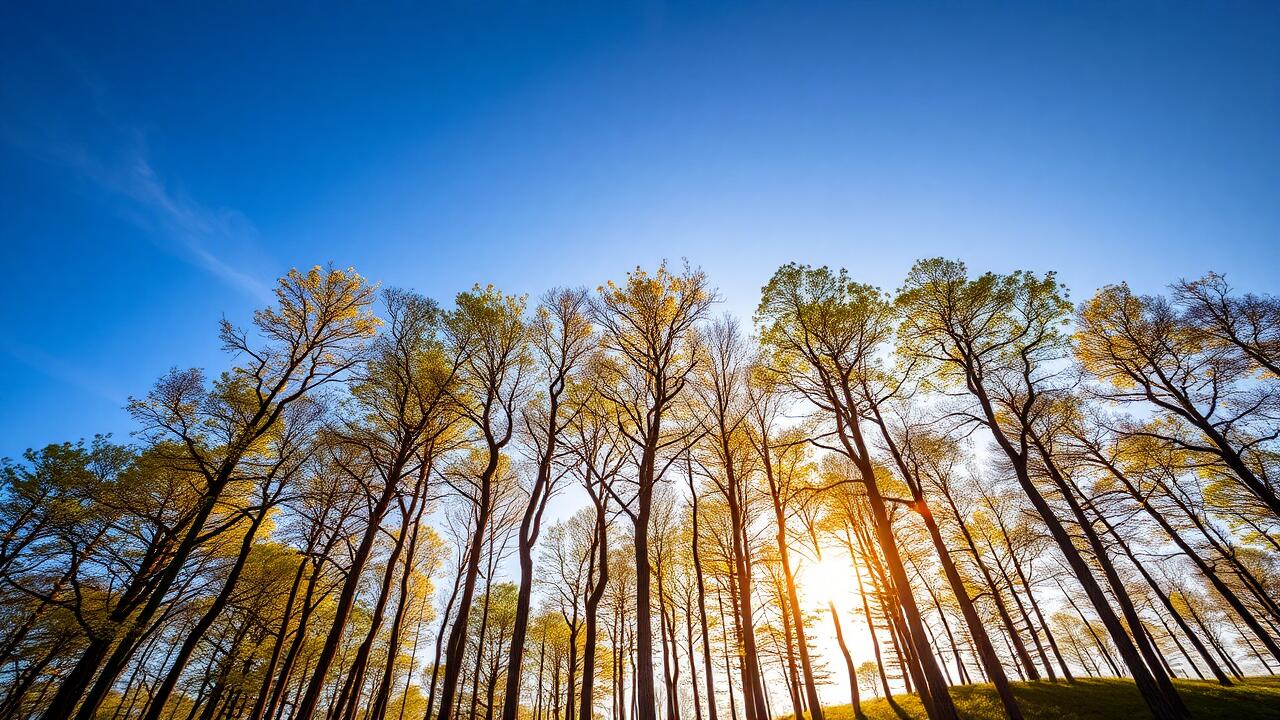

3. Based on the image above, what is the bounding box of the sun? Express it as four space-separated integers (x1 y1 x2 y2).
799 553 856 610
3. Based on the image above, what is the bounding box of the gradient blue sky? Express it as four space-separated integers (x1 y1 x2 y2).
2 2 1277 458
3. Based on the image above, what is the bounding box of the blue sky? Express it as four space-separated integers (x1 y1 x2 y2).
2 1 1278 458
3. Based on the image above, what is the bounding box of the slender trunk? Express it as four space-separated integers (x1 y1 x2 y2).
658 568 678 720
565 621 581 720
832 408 956 720
868 407 1022 715
265 554 329 720
246 550 309 720
687 471 719 720
777 582 805 720
426 549 467 717
982 531 1054 682
1033 439 1185 712
962 365 1185 720
1093 498 1233 685
914 490 1023 718
848 533 892 700
370 481 432 720
1086 447 1280 663
143 507 270 720
503 383 566 720
295 454 409 720
50 477 230 720
470 578 495 720
684 594 704 720
830 601 865 718
1056 579 1122 676
579 501 610 720
436 433 503 720
716 589 739 720
725 479 767 720
760 447 823 719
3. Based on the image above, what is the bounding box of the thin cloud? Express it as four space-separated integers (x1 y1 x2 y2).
110 140 273 300
1 35 271 301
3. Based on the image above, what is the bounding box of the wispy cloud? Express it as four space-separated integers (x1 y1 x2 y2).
98 137 272 300
1 35 271 301
8 129 273 302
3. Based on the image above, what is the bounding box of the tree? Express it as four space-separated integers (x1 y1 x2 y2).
757 263 959 720
591 262 714 720
293 287 458 720
434 285 530 720
897 258 1189 720
692 316 770 720
745 371 828 719
502 288 594 720
44 265 378 720
1076 282 1280 518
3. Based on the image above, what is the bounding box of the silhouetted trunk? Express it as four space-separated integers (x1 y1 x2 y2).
246 549 308 720
657 566 679 720
503 369 570 720
143 505 270 720
370 471 433 720
264 550 331 720
724 469 768 720
980 528 1055 682
716 589 739 720
436 426 505 720
847 531 892 700
954 359 1186 720
1082 445 1280 663
294 448 414 720
684 593 704 720
867 406 1024 716
776 583 805 720
633 439 659 720
426 552 467 717
831 405 957 720
1088 488 1233 685
579 498 609 720
938 487 1039 682
46 477 226 720
759 440 824 719
687 468 719 720
1032 438 1185 710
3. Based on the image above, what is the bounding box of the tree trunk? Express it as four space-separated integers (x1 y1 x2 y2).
832 408 957 720
579 500 610 720
143 506 270 720
294 453 410 720
687 470 719 720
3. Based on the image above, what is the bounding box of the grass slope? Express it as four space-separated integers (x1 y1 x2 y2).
819 677 1280 720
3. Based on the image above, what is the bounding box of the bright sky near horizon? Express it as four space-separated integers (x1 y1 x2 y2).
2 1 1278 459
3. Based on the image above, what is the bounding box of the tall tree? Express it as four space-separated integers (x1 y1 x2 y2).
502 288 594 720
757 263 960 720
434 286 530 720
591 262 714 720
746 374 827 720
44 265 378 720
693 316 770 720
293 287 459 720
897 258 1189 720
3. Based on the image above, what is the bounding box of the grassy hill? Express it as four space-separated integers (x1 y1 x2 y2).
818 677 1280 720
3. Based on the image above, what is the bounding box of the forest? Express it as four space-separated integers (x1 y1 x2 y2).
1 258 1277 720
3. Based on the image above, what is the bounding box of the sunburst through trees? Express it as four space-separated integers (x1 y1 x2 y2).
1 259 1277 720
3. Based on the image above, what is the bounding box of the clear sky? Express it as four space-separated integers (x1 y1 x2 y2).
2 1 1278 459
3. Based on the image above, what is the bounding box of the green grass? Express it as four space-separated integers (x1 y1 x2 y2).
818 677 1280 720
